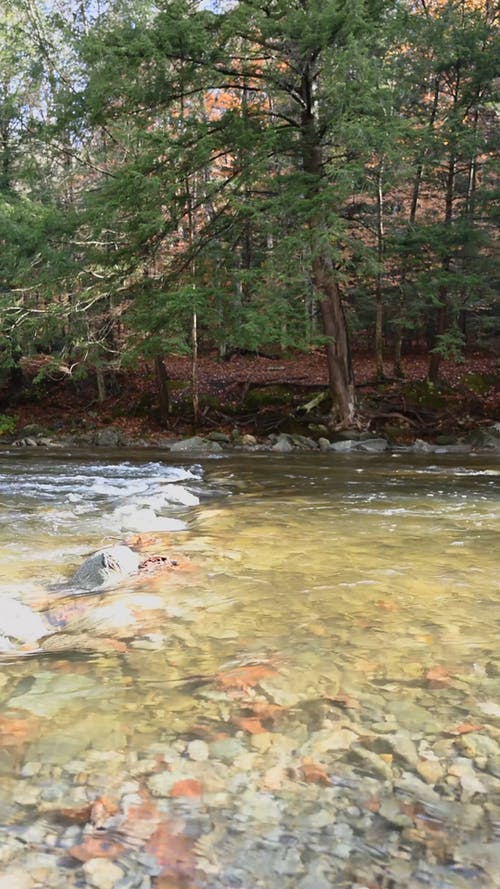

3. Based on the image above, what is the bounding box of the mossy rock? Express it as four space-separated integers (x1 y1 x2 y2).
243 385 293 410
463 372 498 395
400 380 448 409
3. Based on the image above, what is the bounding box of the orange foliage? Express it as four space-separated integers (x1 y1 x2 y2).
300 759 331 786
145 822 196 881
216 663 278 691
446 722 483 735
0 715 40 746
70 835 126 862
169 779 202 798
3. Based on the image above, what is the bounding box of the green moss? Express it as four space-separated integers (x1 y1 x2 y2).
463 373 498 395
400 381 448 409
243 385 293 410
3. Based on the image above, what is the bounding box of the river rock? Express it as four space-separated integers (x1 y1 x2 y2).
271 434 294 453
358 437 389 453
160 483 200 506
70 544 141 591
170 436 223 452
0 598 48 644
0 871 34 889
93 426 127 447
83 858 124 889
330 439 357 452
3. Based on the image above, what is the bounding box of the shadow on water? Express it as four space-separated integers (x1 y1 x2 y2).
0 449 499 888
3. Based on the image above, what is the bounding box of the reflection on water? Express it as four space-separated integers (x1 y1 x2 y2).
0 449 499 888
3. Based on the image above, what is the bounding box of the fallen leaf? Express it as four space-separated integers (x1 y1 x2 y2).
90 797 119 829
300 759 331 786
122 793 161 842
426 666 451 688
376 599 399 611
146 822 196 880
364 797 381 813
0 715 40 745
216 663 277 691
232 716 267 734
169 779 202 798
240 701 284 720
58 804 92 824
70 835 126 861
446 723 483 736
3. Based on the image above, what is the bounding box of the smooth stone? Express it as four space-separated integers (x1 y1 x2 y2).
11 671 96 717
383 731 419 767
0 872 34 889
160 483 199 506
93 427 126 447
71 545 141 591
118 507 186 532
0 599 48 643
271 434 294 453
241 434 257 446
378 798 413 827
83 858 124 889
385 699 440 733
238 789 282 822
358 438 389 452
170 436 223 452
187 740 210 762
209 738 245 762
330 439 357 452
413 438 436 453
417 759 444 785
349 746 393 780
318 437 331 451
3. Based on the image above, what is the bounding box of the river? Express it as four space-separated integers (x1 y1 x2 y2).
0 448 499 889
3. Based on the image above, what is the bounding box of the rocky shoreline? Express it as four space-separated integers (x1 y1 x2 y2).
5 421 500 456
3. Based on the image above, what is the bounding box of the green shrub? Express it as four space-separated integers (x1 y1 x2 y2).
0 414 16 436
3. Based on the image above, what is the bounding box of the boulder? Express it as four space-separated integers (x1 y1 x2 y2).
70 544 141 591
0 599 48 644
92 426 127 447
169 436 223 452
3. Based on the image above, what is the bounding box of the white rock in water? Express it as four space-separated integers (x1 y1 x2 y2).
71 544 141 591
0 598 48 643
160 483 200 506
117 506 187 532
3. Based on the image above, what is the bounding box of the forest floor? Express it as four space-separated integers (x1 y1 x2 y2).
5 348 500 442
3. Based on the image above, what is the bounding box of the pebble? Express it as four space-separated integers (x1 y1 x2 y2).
417 758 444 785
82 858 124 889
0 872 34 889
187 739 210 761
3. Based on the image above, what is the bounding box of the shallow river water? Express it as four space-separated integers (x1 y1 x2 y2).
0 448 499 889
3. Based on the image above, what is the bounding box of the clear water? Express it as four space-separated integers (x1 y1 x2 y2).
0 449 498 888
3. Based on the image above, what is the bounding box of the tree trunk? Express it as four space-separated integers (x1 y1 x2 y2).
192 311 199 427
315 259 356 426
154 355 170 427
300 81 356 427
95 365 106 403
375 160 386 381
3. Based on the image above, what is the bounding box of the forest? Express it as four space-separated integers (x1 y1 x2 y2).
0 0 498 434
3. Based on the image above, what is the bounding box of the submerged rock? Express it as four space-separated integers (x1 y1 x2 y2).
0 598 48 644
70 544 141 591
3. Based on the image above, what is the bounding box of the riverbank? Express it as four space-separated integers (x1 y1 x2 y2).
4 421 500 458
1 350 498 448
